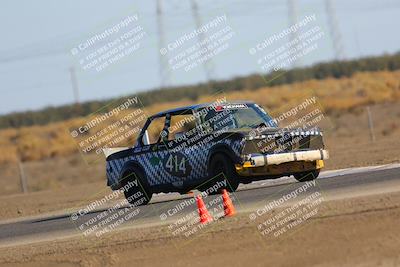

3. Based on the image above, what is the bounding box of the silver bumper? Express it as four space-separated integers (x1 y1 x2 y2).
244 149 329 167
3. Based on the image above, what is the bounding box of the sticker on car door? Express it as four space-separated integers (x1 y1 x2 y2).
163 152 192 177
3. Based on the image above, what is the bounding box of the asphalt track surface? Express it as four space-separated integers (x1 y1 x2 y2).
1 164 399 247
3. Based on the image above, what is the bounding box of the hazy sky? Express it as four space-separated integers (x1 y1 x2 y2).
0 0 399 114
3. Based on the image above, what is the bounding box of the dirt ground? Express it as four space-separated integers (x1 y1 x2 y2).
1 189 400 267
0 102 399 221
0 103 399 266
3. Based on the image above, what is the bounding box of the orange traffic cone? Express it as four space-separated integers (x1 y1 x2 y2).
222 189 236 217
196 195 213 224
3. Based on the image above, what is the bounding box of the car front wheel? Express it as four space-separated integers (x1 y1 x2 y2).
207 153 240 193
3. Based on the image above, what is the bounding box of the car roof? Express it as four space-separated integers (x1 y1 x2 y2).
150 101 255 118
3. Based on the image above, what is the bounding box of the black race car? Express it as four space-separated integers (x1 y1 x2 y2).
104 102 329 205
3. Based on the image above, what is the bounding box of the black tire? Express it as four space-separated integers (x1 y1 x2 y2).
293 169 320 182
205 153 239 193
120 169 152 206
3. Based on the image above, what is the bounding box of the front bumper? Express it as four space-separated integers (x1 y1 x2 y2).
236 149 329 176
243 149 329 167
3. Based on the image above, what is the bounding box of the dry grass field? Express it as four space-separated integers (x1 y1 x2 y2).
0 70 399 198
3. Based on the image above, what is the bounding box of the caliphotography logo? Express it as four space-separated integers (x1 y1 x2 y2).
0 1 400 266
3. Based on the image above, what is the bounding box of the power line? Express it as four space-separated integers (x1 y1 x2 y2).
190 0 215 81
287 0 301 68
325 0 346 60
156 0 171 89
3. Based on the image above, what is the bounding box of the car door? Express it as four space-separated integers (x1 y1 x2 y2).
136 115 171 187
161 111 207 188
138 113 191 189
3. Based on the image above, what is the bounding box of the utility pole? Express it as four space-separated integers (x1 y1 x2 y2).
325 0 345 60
69 66 80 104
157 0 170 89
353 26 363 58
287 0 301 68
191 0 215 81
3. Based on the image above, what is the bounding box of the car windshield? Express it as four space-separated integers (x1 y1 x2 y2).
199 103 277 130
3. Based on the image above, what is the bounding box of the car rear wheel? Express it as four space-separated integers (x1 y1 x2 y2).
293 169 320 182
206 153 240 193
121 169 152 206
